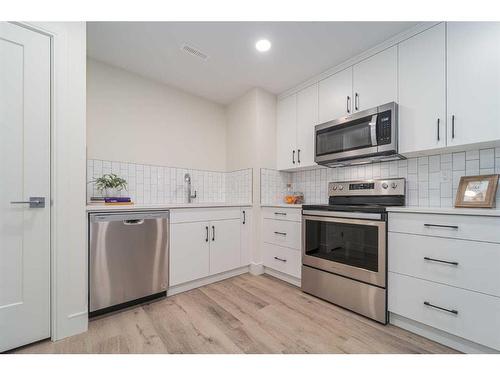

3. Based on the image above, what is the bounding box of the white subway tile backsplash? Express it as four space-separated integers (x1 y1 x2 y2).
261 147 500 208
87 159 252 205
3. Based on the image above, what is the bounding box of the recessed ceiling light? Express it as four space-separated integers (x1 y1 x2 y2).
255 39 271 52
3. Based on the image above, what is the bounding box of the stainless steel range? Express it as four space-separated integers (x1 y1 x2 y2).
301 178 405 324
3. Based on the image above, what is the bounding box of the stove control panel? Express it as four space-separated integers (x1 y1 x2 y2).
329 178 405 197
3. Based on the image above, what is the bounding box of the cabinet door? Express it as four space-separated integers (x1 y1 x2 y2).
318 67 353 123
353 46 397 112
296 83 319 168
276 94 297 170
209 219 241 275
170 221 210 286
399 23 446 154
447 22 500 146
240 209 252 266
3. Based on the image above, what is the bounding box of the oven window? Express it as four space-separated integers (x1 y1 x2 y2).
316 115 374 156
305 219 379 272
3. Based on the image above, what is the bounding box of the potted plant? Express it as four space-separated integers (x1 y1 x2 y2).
91 173 128 197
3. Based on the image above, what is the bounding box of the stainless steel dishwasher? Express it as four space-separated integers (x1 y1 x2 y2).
89 211 169 316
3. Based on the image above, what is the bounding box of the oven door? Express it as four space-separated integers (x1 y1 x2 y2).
302 212 386 287
315 108 378 164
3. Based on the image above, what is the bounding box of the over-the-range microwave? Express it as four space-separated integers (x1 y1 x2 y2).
314 102 404 167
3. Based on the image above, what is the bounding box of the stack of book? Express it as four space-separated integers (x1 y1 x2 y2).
88 197 133 205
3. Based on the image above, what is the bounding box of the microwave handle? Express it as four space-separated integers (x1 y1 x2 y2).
369 114 378 146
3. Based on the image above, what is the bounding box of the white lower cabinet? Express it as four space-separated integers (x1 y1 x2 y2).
388 211 500 352
169 208 246 287
240 208 252 266
262 243 301 279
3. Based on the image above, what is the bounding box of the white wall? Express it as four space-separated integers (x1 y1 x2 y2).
87 59 227 171
226 88 277 268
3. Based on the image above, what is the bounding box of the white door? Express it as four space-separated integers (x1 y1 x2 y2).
318 67 353 123
276 94 297 170
209 219 241 275
353 46 398 112
169 221 210 286
240 209 252 266
447 22 500 147
296 83 318 168
399 23 446 154
0 23 51 352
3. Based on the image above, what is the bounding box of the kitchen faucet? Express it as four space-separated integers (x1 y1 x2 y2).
184 173 197 203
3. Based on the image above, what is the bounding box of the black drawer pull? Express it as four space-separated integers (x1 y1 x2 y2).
424 257 459 266
274 256 287 262
274 231 287 236
424 223 459 229
274 212 287 216
424 301 458 315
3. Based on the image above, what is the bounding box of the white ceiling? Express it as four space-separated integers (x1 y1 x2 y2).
87 22 419 105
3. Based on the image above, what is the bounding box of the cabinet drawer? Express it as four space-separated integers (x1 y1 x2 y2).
389 232 500 297
389 272 500 350
262 207 302 222
262 218 301 250
171 208 241 224
262 243 301 278
388 212 500 243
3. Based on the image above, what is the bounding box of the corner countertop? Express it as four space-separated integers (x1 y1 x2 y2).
260 204 302 209
386 206 500 217
86 202 252 212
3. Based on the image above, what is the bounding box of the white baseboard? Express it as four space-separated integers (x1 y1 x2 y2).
249 262 264 275
264 267 301 287
167 266 249 296
390 313 499 354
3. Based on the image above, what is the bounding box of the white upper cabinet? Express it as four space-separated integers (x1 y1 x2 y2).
318 67 353 123
276 93 297 170
399 23 446 154
353 46 398 112
447 22 500 147
296 83 319 168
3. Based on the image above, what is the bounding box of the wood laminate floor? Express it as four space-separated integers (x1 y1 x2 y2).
13 274 458 354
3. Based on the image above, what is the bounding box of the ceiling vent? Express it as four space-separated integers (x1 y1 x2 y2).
181 43 209 61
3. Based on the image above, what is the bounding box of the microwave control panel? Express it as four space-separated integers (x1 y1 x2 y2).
377 110 392 145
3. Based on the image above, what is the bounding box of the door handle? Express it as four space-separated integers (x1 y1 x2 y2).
355 92 359 111
424 301 458 315
242 210 246 224
369 114 378 146
205 226 209 242
346 96 351 114
297 149 301 164
274 256 287 262
212 225 215 241
10 197 45 208
437 118 440 141
292 150 295 164
451 115 455 139
424 257 459 266
274 231 287 236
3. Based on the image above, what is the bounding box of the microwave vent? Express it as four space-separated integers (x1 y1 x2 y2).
181 43 209 61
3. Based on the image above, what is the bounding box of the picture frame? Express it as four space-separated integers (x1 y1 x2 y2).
455 174 499 208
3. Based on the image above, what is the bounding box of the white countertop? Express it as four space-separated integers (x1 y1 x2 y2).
386 206 500 217
86 202 252 212
260 204 302 209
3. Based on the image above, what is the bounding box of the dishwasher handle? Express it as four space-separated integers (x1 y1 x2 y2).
123 219 145 225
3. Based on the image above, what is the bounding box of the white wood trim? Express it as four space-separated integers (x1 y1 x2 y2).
390 313 499 354
167 266 249 296
249 262 264 275
278 22 440 100
264 267 301 287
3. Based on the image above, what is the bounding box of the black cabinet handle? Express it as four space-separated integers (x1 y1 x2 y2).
205 226 209 242
424 301 458 315
292 150 295 164
274 256 287 262
242 210 246 224
274 212 287 216
424 257 459 266
437 118 440 141
355 92 359 111
212 225 215 241
274 231 287 236
346 96 350 113
424 223 459 229
452 115 455 139
297 149 301 164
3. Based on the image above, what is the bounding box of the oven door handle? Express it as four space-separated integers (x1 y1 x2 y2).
302 214 386 228
369 114 378 146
